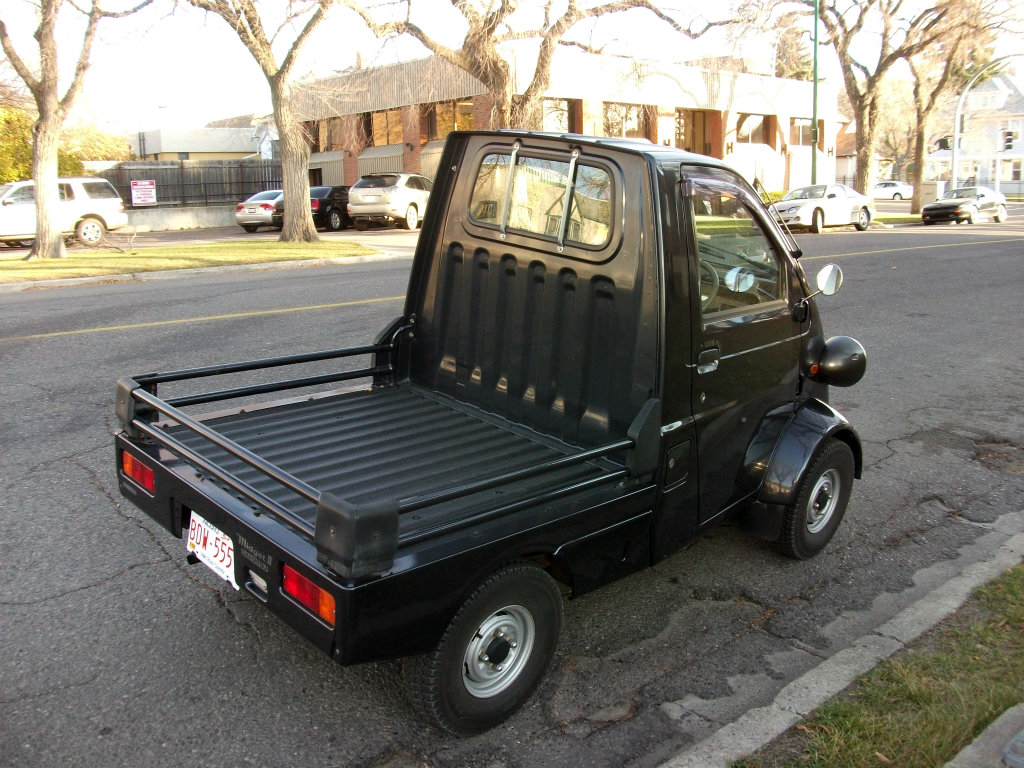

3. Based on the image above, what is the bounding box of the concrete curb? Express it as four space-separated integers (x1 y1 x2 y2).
0 251 410 294
659 531 1024 768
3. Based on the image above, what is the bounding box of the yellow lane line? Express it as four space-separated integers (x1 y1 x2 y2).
800 235 1024 261
1 295 405 343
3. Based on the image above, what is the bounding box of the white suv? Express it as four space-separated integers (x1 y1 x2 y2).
347 173 432 230
0 177 129 246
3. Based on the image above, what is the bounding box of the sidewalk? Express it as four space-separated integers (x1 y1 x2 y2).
659 529 1024 768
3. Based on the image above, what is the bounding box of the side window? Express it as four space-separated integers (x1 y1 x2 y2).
690 182 784 315
59 183 74 201
468 151 612 248
9 185 35 204
82 181 119 199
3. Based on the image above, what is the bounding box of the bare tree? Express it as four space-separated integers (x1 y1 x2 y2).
0 0 151 260
800 0 959 192
182 0 333 242
905 0 1006 212
341 0 764 129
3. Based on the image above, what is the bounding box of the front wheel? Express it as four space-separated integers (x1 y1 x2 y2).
893 193 903 200
994 204 1007 223
75 217 105 245
810 208 824 234
779 438 854 560
403 562 563 735
854 207 870 231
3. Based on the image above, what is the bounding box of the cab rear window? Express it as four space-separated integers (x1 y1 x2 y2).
469 150 612 249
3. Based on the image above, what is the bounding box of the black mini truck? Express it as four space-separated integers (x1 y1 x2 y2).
115 131 866 735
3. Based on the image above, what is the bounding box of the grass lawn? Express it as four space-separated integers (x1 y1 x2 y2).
0 240 378 284
734 563 1024 768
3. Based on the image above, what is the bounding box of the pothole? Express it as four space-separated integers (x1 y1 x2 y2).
975 441 1024 475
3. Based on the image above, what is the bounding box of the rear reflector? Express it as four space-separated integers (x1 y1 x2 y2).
121 451 155 492
282 563 336 626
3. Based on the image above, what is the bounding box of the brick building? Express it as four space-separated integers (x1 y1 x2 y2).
295 49 839 192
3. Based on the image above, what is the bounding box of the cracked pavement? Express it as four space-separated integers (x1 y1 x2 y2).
1 226 1023 767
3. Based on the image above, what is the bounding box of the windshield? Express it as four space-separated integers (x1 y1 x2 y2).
781 185 826 201
354 175 400 189
943 187 977 199
0 183 12 198
247 190 281 202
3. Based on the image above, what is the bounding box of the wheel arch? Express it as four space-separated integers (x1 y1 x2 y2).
757 398 862 508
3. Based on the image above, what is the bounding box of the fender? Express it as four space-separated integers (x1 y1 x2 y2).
758 398 862 507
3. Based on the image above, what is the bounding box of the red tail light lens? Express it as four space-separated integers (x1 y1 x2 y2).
259 203 276 211
121 451 155 492
310 199 320 212
236 204 245 212
282 564 336 625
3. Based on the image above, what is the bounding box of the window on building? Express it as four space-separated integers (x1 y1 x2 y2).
674 109 709 154
177 152 190 160
427 101 474 141
371 109 403 146
542 99 582 133
603 103 651 140
790 118 814 147
736 114 768 144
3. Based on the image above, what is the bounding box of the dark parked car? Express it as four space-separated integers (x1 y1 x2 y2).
274 186 351 231
921 186 1008 225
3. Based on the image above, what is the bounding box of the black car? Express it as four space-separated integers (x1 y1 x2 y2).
273 185 351 231
921 186 1008 225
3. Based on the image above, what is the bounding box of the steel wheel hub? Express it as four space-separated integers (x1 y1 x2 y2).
462 605 534 698
806 468 840 534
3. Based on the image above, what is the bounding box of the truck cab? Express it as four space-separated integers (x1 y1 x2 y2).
115 130 865 736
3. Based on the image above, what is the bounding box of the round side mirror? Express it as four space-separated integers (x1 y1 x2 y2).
725 267 755 293
816 264 844 296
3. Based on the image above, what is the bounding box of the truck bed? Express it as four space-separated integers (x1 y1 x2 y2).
167 383 625 542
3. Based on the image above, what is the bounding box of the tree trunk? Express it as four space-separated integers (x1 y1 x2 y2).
26 111 67 260
909 121 928 214
271 78 317 243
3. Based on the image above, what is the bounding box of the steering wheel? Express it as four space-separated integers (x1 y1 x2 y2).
699 260 720 310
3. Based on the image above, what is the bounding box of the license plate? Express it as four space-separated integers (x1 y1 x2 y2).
246 206 257 213
186 511 239 590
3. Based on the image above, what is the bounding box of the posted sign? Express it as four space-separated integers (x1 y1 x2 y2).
130 179 157 207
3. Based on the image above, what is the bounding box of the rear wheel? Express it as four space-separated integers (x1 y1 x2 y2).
75 217 105 245
354 220 369 231
810 208 824 234
399 204 418 230
893 193 903 200
326 209 344 231
994 204 1007 223
242 225 259 233
403 562 563 735
854 207 870 231
779 438 854 560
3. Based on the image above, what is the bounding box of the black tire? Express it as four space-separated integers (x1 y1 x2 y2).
403 562 563 735
75 217 105 245
779 438 854 560
893 193 903 200
399 204 418 230
854 207 870 231
242 225 259 233
810 208 824 234
326 208 343 231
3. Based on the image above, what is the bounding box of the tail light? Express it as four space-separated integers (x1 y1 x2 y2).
259 203 276 211
310 199 320 212
236 204 245 212
121 451 155 492
282 564 336 625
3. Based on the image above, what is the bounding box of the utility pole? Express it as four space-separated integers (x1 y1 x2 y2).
811 0 819 184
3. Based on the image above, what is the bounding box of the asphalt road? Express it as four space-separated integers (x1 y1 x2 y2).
2 215 1023 768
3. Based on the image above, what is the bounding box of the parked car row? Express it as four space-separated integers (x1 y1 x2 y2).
236 174 434 234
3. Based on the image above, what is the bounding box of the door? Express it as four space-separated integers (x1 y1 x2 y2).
0 183 37 239
687 176 805 523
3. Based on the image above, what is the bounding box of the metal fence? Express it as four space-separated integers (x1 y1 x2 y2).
98 160 283 208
